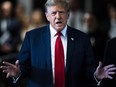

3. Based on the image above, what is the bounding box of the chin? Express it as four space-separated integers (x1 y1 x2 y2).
56 26 65 31
56 28 64 31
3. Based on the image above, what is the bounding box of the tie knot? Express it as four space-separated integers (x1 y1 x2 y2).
56 31 62 37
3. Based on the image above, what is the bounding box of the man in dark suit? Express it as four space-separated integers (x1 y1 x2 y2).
101 37 116 87
0 0 116 87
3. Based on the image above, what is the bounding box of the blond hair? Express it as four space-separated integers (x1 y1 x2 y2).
45 0 70 12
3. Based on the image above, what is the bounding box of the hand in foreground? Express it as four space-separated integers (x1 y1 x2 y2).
94 61 116 80
0 60 21 78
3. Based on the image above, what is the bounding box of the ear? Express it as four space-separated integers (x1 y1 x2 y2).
67 12 70 18
45 12 50 21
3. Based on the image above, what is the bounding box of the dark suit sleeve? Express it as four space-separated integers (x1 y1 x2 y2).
101 38 116 87
84 35 96 86
103 40 112 66
18 32 31 78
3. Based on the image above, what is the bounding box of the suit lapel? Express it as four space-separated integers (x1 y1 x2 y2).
66 26 75 72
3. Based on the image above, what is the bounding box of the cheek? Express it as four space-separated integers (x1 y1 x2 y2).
50 17 55 22
63 15 69 20
47 16 54 22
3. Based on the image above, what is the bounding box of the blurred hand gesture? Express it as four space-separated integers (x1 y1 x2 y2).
95 61 116 80
0 60 21 78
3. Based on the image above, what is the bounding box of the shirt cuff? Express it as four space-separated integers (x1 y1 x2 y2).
12 71 21 83
94 73 102 86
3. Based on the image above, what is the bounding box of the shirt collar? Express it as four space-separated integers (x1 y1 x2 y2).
50 24 67 38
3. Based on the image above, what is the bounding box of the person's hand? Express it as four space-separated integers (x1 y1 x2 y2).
94 61 116 80
0 60 21 78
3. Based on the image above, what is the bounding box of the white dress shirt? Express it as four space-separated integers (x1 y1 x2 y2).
50 24 67 78
109 19 116 38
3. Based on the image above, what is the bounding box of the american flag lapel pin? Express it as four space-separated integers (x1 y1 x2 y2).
71 37 74 41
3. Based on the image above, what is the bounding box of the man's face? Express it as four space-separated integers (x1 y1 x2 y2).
109 7 116 19
2 2 12 17
46 5 69 31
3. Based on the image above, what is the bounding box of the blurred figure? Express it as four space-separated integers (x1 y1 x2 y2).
15 3 31 51
82 12 109 66
15 3 26 24
17 14 31 51
18 9 47 50
0 1 21 56
0 1 21 87
108 2 116 38
101 1 116 39
30 9 47 29
82 12 98 33
68 0 84 30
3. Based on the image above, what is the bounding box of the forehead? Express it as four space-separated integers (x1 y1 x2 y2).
46 5 66 12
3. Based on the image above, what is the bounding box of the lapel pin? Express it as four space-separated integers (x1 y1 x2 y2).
71 37 74 41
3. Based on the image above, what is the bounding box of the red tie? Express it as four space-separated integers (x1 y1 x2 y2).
55 32 65 87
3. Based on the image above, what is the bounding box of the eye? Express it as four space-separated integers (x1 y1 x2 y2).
51 12 56 16
59 11 65 15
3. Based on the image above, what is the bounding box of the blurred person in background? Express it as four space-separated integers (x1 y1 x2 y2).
108 2 116 38
30 9 47 29
16 7 48 50
101 1 116 39
18 9 47 51
82 12 110 67
0 1 21 56
68 0 84 30
18 14 32 51
15 3 26 25
0 1 21 87
15 3 31 51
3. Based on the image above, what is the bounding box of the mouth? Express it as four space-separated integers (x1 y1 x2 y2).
56 21 62 24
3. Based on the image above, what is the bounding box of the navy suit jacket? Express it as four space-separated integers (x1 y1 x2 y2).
18 25 95 87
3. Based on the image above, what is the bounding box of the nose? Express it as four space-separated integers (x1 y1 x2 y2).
56 12 61 19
